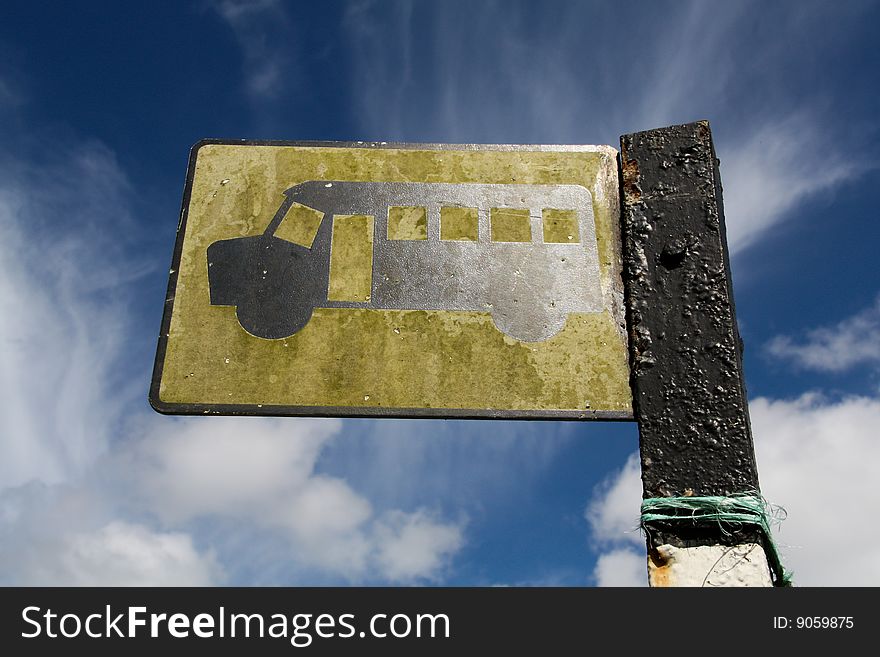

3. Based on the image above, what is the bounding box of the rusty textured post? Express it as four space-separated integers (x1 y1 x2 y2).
620 121 775 586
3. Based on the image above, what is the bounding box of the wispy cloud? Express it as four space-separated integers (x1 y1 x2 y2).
344 1 604 142
212 0 293 100
0 138 146 489
342 0 414 138
0 120 221 585
343 1 867 257
323 419 577 513
720 113 858 254
0 77 23 108
766 295 880 372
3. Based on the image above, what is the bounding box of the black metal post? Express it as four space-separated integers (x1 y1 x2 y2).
620 121 772 584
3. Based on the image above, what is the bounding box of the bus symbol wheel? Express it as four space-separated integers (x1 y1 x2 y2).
236 299 315 340
491 304 568 342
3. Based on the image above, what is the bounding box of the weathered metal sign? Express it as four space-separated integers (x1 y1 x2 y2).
150 141 632 419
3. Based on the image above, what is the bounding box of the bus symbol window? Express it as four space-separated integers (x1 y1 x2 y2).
440 206 479 241
542 209 580 243
206 181 603 342
490 208 532 243
388 206 427 241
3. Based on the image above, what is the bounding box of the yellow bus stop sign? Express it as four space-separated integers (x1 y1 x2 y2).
149 141 632 419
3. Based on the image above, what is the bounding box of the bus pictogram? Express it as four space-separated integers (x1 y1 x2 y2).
206 181 602 342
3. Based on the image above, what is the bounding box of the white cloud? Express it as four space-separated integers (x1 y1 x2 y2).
134 417 340 521
373 510 464 583
765 296 880 372
52 522 221 587
751 393 880 585
0 413 467 585
127 416 465 583
0 484 219 586
585 453 643 548
585 453 647 587
284 475 373 538
592 549 646 587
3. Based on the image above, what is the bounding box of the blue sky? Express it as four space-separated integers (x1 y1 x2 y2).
1 0 878 586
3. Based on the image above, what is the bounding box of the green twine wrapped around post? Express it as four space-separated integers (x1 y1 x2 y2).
640 492 792 586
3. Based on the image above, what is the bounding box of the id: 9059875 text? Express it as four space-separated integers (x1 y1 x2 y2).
773 616 853 630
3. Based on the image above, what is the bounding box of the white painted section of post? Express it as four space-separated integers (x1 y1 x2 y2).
647 543 773 587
